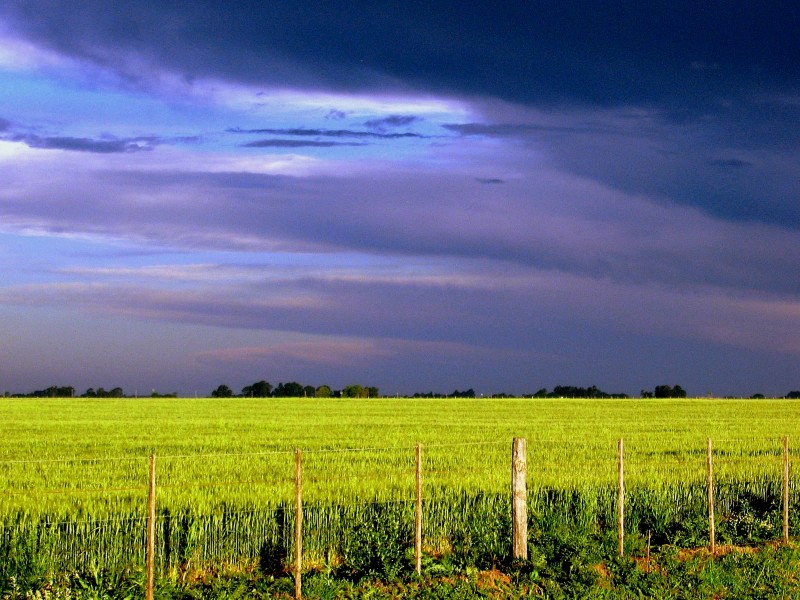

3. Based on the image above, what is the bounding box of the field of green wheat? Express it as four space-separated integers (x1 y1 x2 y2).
1 397 798 580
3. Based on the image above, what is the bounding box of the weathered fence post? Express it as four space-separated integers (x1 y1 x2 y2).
618 438 624 556
146 454 156 600
707 438 715 554
295 448 302 600
415 443 423 575
511 437 528 560
784 436 790 544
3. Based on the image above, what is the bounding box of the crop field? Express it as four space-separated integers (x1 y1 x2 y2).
1 397 800 583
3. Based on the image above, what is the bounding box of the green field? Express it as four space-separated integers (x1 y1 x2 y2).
1 398 799 585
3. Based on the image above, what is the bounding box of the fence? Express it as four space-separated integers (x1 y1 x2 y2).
0 436 795 599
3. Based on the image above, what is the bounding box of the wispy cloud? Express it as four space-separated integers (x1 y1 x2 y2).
194 339 392 367
8 133 158 153
241 139 366 148
193 336 498 370
227 127 426 139
442 122 619 137
364 115 421 129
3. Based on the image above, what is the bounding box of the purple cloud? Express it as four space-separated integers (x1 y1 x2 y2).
228 127 426 139
364 115 421 130
241 139 365 148
8 133 158 153
0 1 798 397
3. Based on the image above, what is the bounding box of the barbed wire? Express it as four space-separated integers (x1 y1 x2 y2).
159 449 296 460
3 485 148 496
159 478 292 491
0 515 148 528
0 435 793 466
0 437 795 500
0 456 146 465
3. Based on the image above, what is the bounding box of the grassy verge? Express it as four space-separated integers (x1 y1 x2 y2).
4 542 800 599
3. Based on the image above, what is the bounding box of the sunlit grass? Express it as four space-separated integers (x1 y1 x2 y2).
1 397 798 573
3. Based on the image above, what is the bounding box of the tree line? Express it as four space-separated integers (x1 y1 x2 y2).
2 385 176 398
211 381 380 399
3 383 800 400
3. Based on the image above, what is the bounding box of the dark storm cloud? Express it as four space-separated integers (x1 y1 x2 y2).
444 112 800 229
240 139 365 148
476 178 504 185
3 1 797 230
7 133 158 153
2 1 797 114
228 127 425 139
443 122 617 137
0 118 11 132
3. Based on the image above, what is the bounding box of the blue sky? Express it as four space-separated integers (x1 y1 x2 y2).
0 1 798 396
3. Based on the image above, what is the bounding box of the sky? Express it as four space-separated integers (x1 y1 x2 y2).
0 1 798 397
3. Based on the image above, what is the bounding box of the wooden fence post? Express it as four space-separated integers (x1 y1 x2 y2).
707 438 715 554
146 454 156 600
618 438 624 557
511 437 528 560
295 448 302 600
784 436 790 544
415 443 422 575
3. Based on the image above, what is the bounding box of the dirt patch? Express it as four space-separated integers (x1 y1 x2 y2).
476 568 512 589
677 544 758 560
593 563 611 579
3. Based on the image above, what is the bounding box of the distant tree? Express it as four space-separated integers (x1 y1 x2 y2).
274 382 305 397
548 385 628 399
341 384 365 398
341 384 380 398
341 384 378 398
412 391 438 398
315 385 333 398
641 390 654 398
211 384 233 398
80 386 123 398
242 380 272 397
303 385 316 397
652 385 687 398
750 393 766 399
653 385 671 398
786 391 800 399
30 385 75 397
